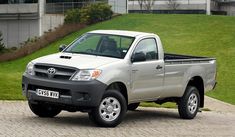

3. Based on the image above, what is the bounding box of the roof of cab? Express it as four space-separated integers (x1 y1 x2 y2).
88 30 155 37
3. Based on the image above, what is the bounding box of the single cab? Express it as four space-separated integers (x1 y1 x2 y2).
22 30 217 127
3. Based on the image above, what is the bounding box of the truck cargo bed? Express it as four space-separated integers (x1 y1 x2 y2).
164 53 215 64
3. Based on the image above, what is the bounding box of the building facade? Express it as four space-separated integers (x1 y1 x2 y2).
0 1 39 48
218 0 235 15
128 0 235 16
0 0 106 48
108 0 128 14
0 0 234 48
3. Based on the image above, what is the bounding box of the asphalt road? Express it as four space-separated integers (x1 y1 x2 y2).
0 97 235 137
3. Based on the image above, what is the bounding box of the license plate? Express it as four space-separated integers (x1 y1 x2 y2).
36 89 59 99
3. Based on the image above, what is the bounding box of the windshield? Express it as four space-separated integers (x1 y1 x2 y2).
64 33 135 59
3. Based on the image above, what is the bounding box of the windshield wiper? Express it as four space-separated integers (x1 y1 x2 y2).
97 54 121 59
69 51 98 56
64 51 121 59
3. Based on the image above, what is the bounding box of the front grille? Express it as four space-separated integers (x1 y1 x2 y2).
34 64 77 80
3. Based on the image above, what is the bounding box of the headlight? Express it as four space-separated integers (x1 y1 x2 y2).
71 69 102 81
26 62 35 75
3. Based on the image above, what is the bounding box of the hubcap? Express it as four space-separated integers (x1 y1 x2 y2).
187 93 198 114
99 97 121 122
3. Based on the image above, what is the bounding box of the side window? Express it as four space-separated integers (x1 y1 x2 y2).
133 38 158 61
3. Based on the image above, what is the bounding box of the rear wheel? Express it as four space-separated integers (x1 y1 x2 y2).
89 90 127 127
178 86 200 119
28 101 61 118
128 103 140 111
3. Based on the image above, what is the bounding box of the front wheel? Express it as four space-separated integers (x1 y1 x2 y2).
89 90 127 127
28 101 61 118
178 86 200 119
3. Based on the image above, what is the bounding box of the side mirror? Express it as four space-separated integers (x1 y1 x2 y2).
131 52 146 62
59 44 67 52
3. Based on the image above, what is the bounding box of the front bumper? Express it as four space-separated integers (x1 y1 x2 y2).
22 73 107 107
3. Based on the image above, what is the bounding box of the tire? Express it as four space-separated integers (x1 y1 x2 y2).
28 101 61 118
178 86 200 119
128 103 140 111
89 90 127 127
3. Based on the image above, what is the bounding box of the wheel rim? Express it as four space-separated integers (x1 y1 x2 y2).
187 93 198 114
99 97 121 122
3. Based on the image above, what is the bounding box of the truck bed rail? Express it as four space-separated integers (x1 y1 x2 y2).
164 53 216 64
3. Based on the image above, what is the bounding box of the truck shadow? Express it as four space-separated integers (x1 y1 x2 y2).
125 108 179 122
27 108 179 127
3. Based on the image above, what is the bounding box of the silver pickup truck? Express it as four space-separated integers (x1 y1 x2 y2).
22 30 217 127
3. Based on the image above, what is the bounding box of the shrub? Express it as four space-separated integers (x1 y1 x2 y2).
80 3 113 24
64 8 80 24
0 31 5 53
64 3 113 25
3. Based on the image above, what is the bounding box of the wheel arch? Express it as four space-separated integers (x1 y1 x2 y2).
186 76 204 107
106 82 128 104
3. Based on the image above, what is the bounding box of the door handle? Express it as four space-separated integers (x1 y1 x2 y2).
132 69 139 72
156 65 163 70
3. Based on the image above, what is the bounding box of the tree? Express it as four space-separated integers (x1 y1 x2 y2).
167 0 180 10
138 0 144 13
143 0 156 12
0 31 5 52
138 0 156 13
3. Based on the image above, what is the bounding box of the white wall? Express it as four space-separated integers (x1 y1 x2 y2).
41 14 64 34
128 0 207 10
0 1 65 48
0 19 39 48
0 3 40 48
109 0 127 14
0 4 38 14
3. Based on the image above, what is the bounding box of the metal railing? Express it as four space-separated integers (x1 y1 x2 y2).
45 1 108 14
215 0 235 2
0 0 38 4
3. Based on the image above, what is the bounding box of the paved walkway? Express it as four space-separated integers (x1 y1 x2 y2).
204 96 235 113
0 97 235 137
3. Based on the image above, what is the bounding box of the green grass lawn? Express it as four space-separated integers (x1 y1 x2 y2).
0 14 235 106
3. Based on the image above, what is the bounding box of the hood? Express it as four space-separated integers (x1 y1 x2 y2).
32 53 121 69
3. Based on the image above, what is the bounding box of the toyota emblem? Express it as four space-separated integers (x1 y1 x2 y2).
47 68 56 78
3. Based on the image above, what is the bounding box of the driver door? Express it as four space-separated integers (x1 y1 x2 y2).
130 38 164 101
